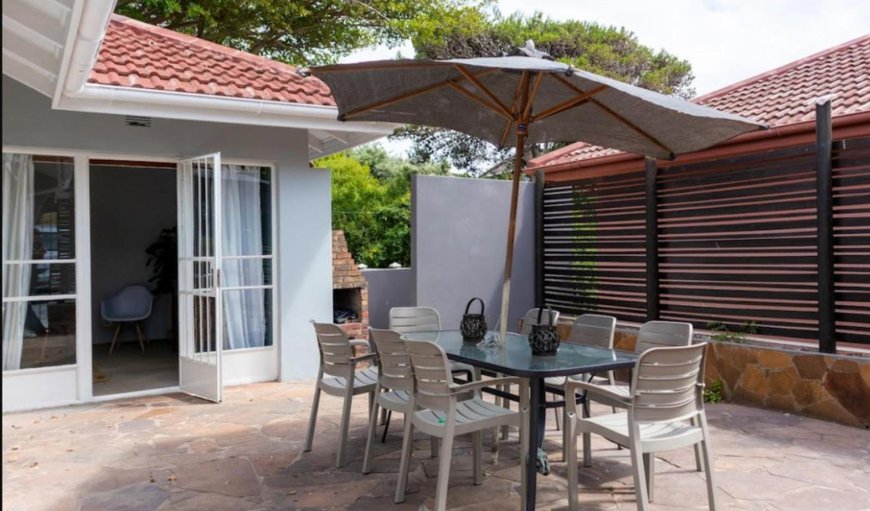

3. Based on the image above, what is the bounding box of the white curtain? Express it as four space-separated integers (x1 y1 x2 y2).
2 154 35 371
222 165 266 349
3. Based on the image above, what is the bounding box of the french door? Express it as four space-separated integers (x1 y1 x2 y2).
177 153 223 402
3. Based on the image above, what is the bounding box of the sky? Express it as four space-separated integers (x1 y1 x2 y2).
342 0 870 155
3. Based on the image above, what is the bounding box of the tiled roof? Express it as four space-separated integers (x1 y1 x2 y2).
533 34 870 168
89 14 335 107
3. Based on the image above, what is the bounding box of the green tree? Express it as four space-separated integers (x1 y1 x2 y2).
116 0 489 65
394 11 695 174
316 146 445 267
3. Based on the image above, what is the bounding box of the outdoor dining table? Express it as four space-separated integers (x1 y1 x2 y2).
400 329 638 510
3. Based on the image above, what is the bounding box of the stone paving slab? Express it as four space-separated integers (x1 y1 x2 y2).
3 381 869 511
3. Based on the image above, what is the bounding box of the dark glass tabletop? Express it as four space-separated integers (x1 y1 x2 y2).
401 330 637 378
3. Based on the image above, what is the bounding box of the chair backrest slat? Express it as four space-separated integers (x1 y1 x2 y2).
312 322 354 378
631 343 707 423
369 328 414 392
520 308 560 336
405 340 453 410
567 313 616 348
635 321 693 353
390 307 441 333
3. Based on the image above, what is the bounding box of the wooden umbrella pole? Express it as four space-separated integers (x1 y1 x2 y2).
498 72 532 345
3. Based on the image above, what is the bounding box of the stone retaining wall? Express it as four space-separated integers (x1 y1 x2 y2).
553 323 870 428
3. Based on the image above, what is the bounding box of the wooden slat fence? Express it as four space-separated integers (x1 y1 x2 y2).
541 135 870 348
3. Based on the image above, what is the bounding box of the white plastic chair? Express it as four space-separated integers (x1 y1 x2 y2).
304 321 378 468
389 306 477 380
519 307 561 335
543 314 617 453
565 343 717 511
101 284 154 354
362 328 435 475
585 320 693 409
396 339 529 511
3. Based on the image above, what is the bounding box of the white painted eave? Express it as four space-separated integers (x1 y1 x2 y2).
54 83 398 157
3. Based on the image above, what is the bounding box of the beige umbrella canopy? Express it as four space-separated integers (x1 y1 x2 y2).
307 42 765 344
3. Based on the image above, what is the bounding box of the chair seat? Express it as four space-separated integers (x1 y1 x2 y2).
320 367 379 395
414 398 520 437
378 389 412 410
578 412 704 452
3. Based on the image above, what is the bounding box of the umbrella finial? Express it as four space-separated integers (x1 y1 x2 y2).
512 39 553 61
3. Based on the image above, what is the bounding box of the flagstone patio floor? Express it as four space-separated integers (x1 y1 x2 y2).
3 381 869 511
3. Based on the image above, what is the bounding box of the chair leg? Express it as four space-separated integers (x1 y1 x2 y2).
381 410 392 443
472 431 482 485
379 406 388 425
135 322 146 352
553 395 561 431
643 452 655 503
336 381 355 468
304 383 321 452
691 416 703 471
501 383 510 439
562 405 570 462
699 413 719 511
434 423 455 511
109 323 122 354
394 417 415 503
630 442 650 511
362 386 381 474
566 412 580 511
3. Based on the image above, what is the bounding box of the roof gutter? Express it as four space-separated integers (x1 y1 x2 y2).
531 111 870 181
55 82 397 135
53 0 116 107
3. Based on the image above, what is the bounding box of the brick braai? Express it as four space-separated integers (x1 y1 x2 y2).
332 230 368 339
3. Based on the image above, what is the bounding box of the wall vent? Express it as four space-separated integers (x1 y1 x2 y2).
125 115 152 127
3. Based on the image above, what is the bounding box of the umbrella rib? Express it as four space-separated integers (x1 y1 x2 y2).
447 82 512 121
550 75 673 156
342 69 499 120
532 83 608 122
453 65 513 119
522 72 545 121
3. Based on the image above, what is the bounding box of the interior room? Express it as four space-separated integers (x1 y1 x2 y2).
89 161 178 396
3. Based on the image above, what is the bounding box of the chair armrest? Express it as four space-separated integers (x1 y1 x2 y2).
564 380 632 405
349 339 370 348
351 353 377 364
449 376 525 396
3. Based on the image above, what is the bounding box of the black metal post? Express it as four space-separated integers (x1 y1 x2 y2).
535 169 546 308
816 99 836 354
645 157 660 321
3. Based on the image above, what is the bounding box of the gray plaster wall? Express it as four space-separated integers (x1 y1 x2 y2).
361 268 414 329
89 165 177 344
3 76 332 381
412 174 535 332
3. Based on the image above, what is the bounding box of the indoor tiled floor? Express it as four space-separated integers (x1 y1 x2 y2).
3 381 869 510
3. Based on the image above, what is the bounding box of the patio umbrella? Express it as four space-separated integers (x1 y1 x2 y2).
306 42 765 344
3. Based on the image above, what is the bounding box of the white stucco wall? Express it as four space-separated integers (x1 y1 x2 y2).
2 77 330 405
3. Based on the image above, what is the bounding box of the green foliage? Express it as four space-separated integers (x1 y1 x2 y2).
116 0 481 65
316 144 449 268
706 321 758 344
394 10 695 173
703 379 724 404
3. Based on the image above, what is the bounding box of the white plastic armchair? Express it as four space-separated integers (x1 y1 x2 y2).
304 321 377 468
564 343 717 511
542 314 617 454
396 339 530 511
585 320 693 409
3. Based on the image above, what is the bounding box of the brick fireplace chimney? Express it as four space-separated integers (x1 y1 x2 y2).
332 230 369 339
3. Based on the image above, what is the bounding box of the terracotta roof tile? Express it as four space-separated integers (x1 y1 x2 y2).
534 34 870 168
89 14 335 107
